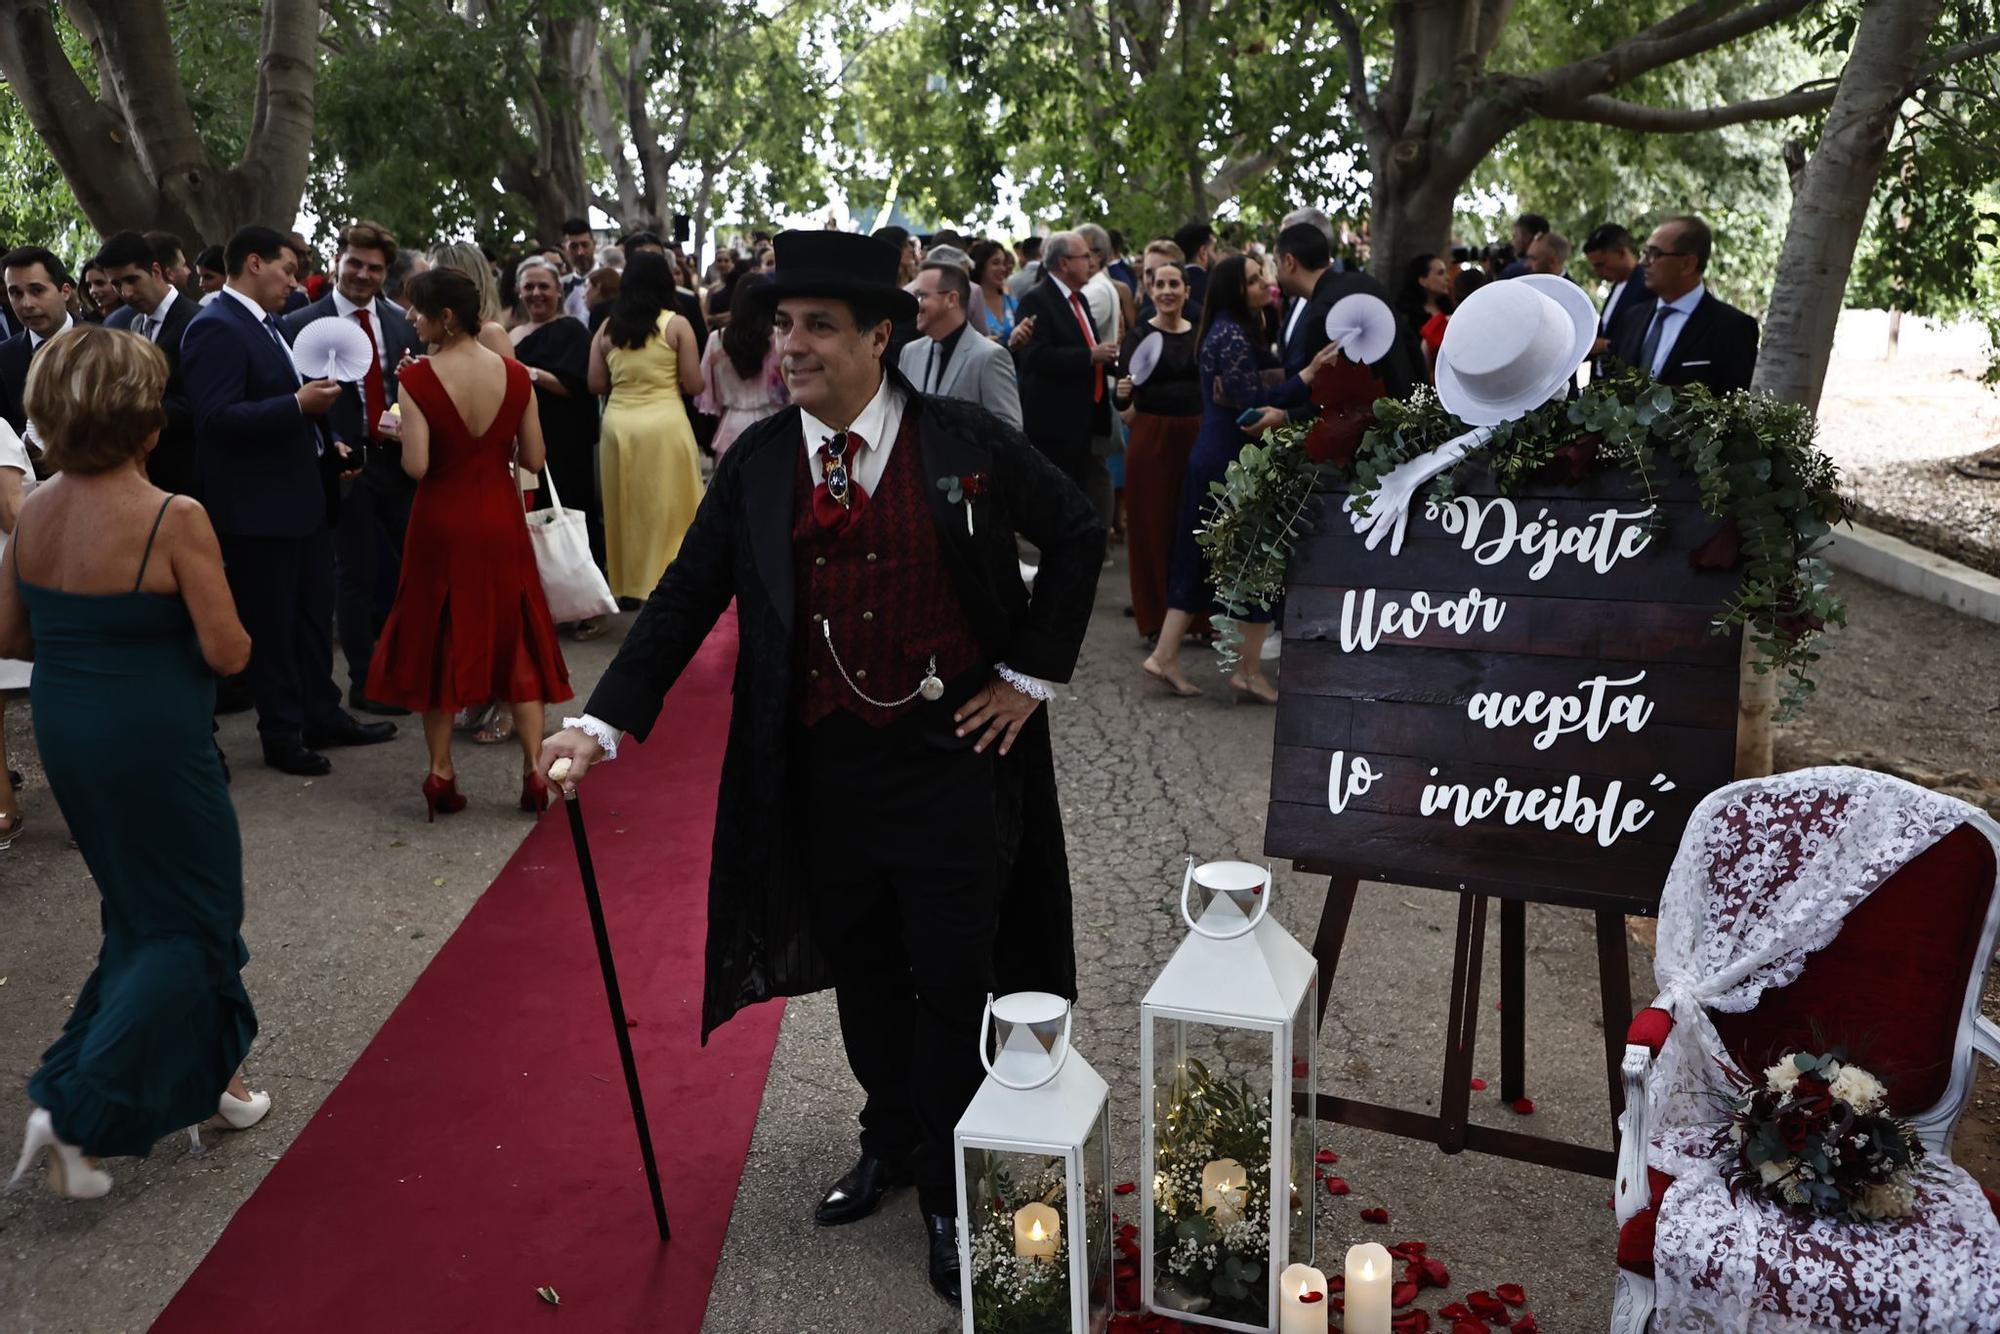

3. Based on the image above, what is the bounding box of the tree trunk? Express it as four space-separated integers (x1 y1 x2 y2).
1366 173 1464 289
1735 0 1945 779
0 0 317 246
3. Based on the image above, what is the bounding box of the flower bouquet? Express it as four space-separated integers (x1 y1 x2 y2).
1719 1049 1928 1222
966 1151 1076 1333
1151 1058 1272 1324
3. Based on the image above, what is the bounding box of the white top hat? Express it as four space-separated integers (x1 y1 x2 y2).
1434 274 1597 425
1324 293 1397 365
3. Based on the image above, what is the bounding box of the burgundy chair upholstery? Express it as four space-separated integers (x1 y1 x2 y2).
1617 821 2000 1279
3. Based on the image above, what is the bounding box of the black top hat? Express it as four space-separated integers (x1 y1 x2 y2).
755 230 918 322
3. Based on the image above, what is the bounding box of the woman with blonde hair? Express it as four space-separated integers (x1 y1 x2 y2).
424 242 515 359
2 327 266 1197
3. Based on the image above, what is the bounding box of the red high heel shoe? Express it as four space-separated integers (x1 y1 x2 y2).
520 772 551 814
422 773 467 823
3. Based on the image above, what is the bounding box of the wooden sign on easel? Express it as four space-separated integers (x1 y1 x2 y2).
1267 453 1741 1177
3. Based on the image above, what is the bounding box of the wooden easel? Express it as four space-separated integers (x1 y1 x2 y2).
1299 874 1634 1178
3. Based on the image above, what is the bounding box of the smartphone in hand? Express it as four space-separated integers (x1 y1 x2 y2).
1236 408 1265 428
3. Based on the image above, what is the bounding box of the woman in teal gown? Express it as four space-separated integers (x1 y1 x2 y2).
0 326 265 1198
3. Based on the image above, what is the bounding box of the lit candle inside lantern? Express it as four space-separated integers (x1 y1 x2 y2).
1278 1262 1329 1333
1200 1158 1249 1227
1344 1242 1393 1334
1013 1202 1060 1262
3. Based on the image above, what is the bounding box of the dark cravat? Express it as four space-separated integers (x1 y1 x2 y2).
812 430 869 534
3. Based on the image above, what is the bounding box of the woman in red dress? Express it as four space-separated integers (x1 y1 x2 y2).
366 267 572 819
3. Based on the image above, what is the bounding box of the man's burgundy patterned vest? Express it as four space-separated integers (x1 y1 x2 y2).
793 411 983 728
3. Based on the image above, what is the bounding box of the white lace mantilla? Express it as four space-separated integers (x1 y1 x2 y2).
1638 767 2000 1329
1651 1129 2000 1332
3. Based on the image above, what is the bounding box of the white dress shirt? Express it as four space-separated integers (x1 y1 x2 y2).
132 289 181 343
1646 282 1705 376
26 314 74 350
799 372 905 493
332 289 391 374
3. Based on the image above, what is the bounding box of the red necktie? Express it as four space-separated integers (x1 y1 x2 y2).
1068 291 1103 403
812 430 869 535
354 307 386 441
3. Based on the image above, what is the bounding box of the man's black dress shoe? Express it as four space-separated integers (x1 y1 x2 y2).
264 743 332 777
923 1211 962 1306
813 1153 912 1227
348 687 409 717
304 714 398 749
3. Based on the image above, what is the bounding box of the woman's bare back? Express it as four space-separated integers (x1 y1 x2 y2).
422 341 513 438
12 476 186 597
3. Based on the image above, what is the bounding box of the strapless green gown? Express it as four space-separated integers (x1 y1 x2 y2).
21 533 255 1157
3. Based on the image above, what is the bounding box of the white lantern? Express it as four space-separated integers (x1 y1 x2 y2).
954 991 1114 1334
1140 860 1319 1331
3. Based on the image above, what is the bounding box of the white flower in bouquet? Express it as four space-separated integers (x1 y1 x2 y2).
1758 1158 1795 1187
1830 1064 1887 1114
1857 1179 1916 1220
1764 1055 1802 1094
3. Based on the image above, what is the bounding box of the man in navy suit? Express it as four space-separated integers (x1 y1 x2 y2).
1609 215 1760 395
181 225 397 775
1251 221 1416 435
1583 224 1656 371
0 246 78 439
102 232 188 332
284 220 426 716
96 231 201 495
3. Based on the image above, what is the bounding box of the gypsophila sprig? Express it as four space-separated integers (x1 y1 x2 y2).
1717 1050 1929 1223
1150 1057 1273 1324
966 1151 1077 1332
1197 369 1849 716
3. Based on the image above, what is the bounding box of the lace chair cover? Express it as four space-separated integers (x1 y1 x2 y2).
1638 766 2000 1329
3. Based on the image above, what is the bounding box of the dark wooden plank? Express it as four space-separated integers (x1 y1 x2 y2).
1284 587 1741 669
1319 449 1707 503
1269 746 1706 850
1597 912 1634 1136
1272 695 1738 786
1501 901 1526 1104
1308 490 1722 550
1293 534 1738 604
1306 1095 1616 1177
1265 804 1675 911
1311 878 1358 1026
1278 644 1740 730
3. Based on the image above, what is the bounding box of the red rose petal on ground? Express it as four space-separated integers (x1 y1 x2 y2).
1496 1284 1527 1306
1512 1097 1536 1115
1419 1256 1452 1288
1293 1059 1310 1077
1316 1148 1339 1163
1510 1316 1539 1334
1439 1302 1474 1320
1360 1207 1390 1224
1326 1176 1351 1195
1392 1312 1432 1334
1470 1077 1487 1091
1114 1181 1136 1194
1329 1276 1345 1293
1315 1167 1326 1181
1468 1291 1510 1320
1450 1321 1490 1334
1392 1281 1419 1307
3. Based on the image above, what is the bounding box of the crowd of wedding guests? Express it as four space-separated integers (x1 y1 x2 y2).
0 199 1756 1200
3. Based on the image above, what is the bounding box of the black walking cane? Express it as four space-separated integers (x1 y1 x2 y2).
553 759 671 1241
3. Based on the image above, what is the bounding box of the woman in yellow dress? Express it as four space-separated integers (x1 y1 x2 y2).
587 250 704 601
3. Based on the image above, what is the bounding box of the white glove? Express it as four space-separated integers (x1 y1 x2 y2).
1342 426 1492 556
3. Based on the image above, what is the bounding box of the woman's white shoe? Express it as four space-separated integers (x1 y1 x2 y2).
6 1107 113 1199
212 1088 272 1131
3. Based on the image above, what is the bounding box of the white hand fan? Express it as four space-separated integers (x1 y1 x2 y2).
1324 293 1397 365
1128 330 1164 386
291 316 376 382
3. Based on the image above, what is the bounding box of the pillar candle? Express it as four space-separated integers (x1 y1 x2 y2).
1200 1158 1248 1227
1013 1202 1061 1262
1344 1242 1393 1334
1278 1262 1330 1334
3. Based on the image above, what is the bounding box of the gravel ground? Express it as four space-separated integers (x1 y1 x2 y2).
1815 310 2000 575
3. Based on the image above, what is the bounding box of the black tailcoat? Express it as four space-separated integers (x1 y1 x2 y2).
585 370 1106 1041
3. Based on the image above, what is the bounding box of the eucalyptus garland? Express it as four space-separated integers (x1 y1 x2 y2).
1198 368 1850 719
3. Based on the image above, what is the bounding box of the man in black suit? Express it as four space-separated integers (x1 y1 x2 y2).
97 230 200 495
1610 215 1760 394
1252 221 1418 436
1014 230 1118 494
283 220 427 716
104 232 188 331
539 229 1103 1308
1583 224 1655 369
1173 219 1215 306
1500 212 1548 278
181 225 396 775
0 246 78 439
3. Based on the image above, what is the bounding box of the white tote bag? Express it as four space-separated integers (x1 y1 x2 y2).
524 466 618 623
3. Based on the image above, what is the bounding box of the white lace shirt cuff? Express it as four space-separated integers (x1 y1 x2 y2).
995 664 1057 703
565 714 623 762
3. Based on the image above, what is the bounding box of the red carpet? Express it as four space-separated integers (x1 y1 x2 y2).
154 612 778 1334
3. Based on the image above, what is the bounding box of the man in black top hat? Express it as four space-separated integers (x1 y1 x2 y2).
540 230 1104 1304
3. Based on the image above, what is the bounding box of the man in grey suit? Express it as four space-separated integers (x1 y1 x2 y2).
900 261 1023 430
